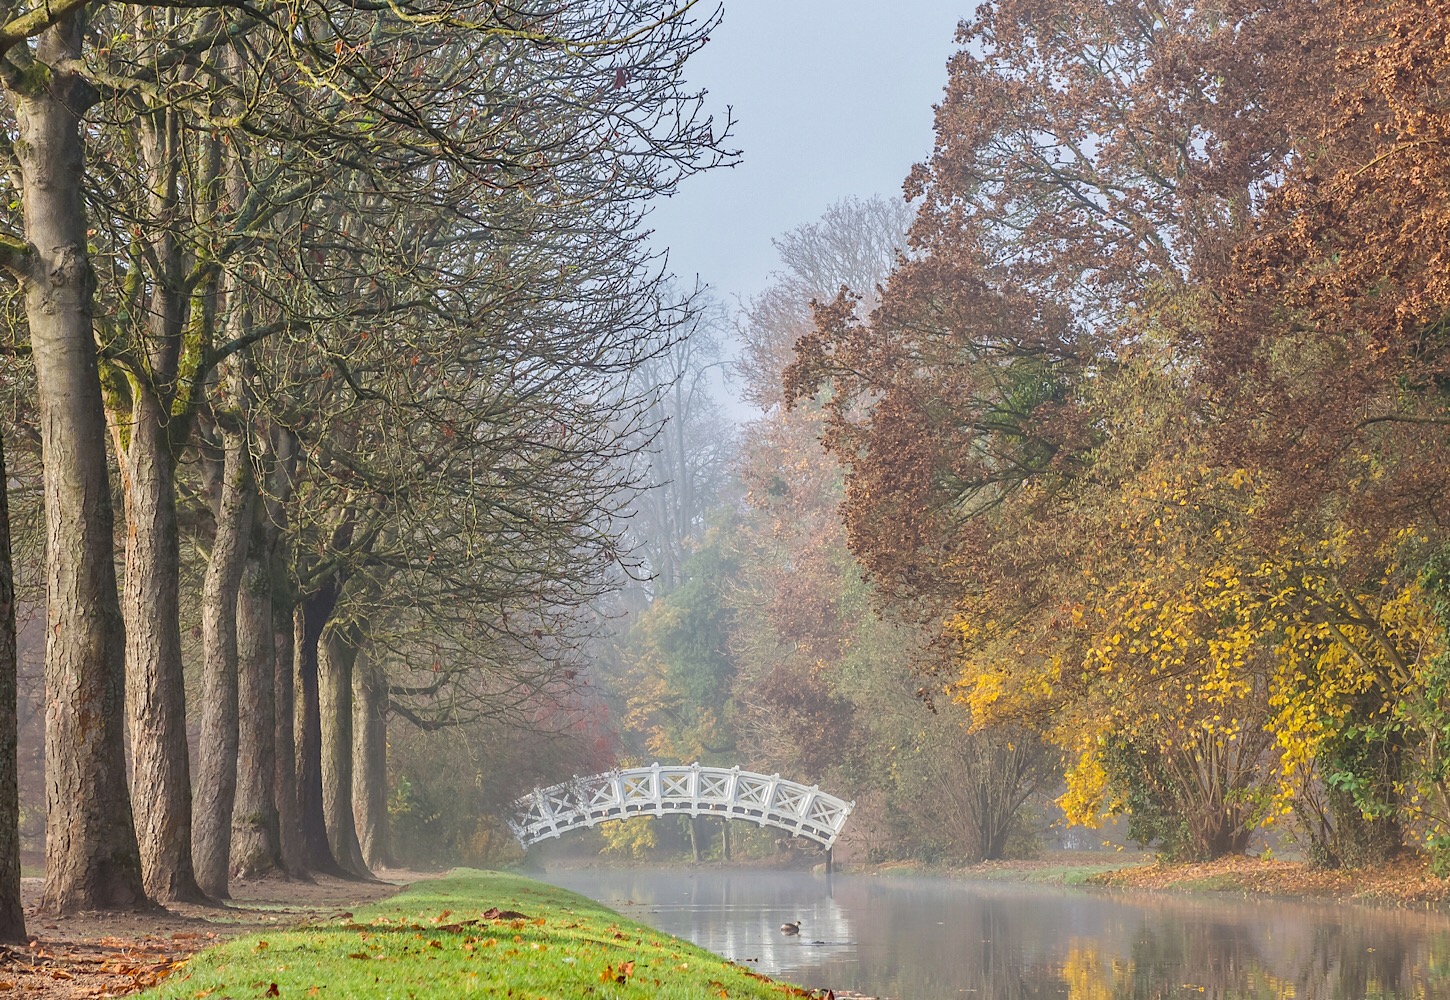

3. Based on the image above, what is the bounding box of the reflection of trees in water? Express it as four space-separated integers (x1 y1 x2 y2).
1282 917 1425 999
824 883 1071 998
1115 915 1263 998
558 872 1450 999
1052 904 1450 1000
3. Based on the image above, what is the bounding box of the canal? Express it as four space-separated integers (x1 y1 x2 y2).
540 866 1450 998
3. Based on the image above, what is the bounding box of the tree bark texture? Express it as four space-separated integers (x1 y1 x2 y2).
274 606 305 876
0 434 25 940
319 625 369 877
17 18 148 915
121 390 203 902
352 657 390 871
117 100 206 904
192 426 253 897
297 587 349 876
268 429 305 877
230 512 280 879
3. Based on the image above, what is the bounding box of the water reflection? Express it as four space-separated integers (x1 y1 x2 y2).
540 867 1450 999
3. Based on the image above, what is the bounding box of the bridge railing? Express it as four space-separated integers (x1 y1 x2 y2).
507 762 854 849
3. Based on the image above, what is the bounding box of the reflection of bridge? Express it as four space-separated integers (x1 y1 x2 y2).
508 763 855 849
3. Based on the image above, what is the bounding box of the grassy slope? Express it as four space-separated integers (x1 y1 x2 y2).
141 869 816 1000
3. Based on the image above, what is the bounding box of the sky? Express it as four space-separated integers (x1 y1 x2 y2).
649 0 970 308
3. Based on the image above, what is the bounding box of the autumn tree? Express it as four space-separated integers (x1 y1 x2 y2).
781 2 1408 863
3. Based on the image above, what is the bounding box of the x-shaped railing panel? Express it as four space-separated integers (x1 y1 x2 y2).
507 763 854 849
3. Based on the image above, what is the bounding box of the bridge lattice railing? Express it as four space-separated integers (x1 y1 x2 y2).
507 763 854 849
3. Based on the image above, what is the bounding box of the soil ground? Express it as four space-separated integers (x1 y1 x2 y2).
0 867 417 998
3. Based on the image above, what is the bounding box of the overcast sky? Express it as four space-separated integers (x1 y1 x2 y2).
650 1 970 307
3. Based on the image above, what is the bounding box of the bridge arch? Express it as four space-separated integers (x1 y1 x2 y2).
508 762 854 849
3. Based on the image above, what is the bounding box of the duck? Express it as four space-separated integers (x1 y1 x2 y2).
780 920 801 935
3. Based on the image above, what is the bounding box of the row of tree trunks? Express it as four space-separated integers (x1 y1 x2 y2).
0 15 391 915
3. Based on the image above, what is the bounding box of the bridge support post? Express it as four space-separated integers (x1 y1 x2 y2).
824 848 833 875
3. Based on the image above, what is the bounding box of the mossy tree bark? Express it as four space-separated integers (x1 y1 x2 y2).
10 15 148 916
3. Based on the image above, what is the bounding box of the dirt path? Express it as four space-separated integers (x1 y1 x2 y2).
0 868 423 998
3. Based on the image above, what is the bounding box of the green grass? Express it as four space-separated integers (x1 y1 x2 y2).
141 869 815 1000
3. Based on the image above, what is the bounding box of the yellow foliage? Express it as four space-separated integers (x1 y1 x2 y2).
1060 748 1112 829
598 817 658 858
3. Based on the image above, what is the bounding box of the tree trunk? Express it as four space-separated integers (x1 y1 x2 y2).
353 656 390 871
231 511 280 879
274 604 306 877
297 587 349 876
192 425 253 897
121 390 204 902
266 430 306 877
16 18 147 915
0 433 25 940
118 89 203 904
319 623 369 877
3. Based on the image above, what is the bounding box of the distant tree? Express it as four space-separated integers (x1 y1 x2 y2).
623 290 736 599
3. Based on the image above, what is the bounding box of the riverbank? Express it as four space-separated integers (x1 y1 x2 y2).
137 869 824 999
850 850 1450 908
0 869 408 998
862 851 1141 886
1084 853 1450 906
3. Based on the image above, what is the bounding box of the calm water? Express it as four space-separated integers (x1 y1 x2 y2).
539 867 1450 999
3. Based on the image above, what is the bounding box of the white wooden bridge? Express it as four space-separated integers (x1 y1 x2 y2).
508 763 855 849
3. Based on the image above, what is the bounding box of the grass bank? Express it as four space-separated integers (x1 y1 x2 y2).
140 869 821 1000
